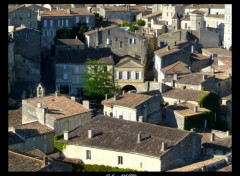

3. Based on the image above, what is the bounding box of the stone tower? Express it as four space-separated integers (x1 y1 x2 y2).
36 82 45 97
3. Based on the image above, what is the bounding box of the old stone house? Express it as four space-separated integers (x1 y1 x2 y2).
115 56 144 91
39 8 95 49
140 11 162 28
55 38 85 54
8 5 38 29
12 26 41 83
165 102 210 130
61 115 202 171
202 48 232 59
181 15 190 30
8 149 72 172
189 10 205 31
22 88 92 135
54 48 117 95
99 5 148 22
190 50 210 72
102 91 162 124
184 4 225 16
8 122 55 153
153 43 191 82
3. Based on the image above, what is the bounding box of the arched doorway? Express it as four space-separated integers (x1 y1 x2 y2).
122 85 137 92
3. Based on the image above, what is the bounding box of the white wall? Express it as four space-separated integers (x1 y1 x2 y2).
62 145 161 171
113 106 137 121
223 4 232 50
154 55 162 81
210 8 225 15
181 20 191 29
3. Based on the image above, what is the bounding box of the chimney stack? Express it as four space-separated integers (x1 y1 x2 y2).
43 156 48 166
114 95 118 101
122 90 125 95
191 45 194 53
37 102 42 108
161 142 167 152
71 96 76 102
64 131 69 141
171 80 175 87
193 106 198 113
88 128 95 139
167 45 170 51
191 128 196 133
210 132 215 141
173 73 178 81
55 91 59 96
67 9 71 15
75 36 78 39
37 9 40 16
137 133 142 143
212 67 215 73
226 130 230 137
82 100 90 109
105 94 108 100
174 41 177 46
139 116 144 122
126 4 130 10
174 102 177 107
202 74 207 81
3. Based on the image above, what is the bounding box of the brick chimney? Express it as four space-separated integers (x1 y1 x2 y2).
82 100 90 109
64 131 69 141
161 142 167 152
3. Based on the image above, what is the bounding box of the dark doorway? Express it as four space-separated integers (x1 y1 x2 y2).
122 85 137 92
60 85 69 94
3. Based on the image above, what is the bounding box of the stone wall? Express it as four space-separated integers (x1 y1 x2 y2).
157 30 188 47
161 50 190 68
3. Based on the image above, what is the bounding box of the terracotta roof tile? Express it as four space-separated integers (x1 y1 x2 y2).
176 73 214 85
142 12 162 19
202 136 232 150
55 39 85 46
202 48 232 57
161 61 191 74
102 93 152 108
23 94 92 119
191 52 209 61
8 107 22 127
206 14 224 18
104 6 146 12
66 115 193 157
190 10 205 14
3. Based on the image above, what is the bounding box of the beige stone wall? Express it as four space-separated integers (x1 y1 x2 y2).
62 145 161 171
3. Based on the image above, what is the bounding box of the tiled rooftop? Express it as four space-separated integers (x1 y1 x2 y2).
203 48 232 57
66 115 192 157
191 51 209 61
185 4 224 9
161 61 191 74
206 14 224 18
182 15 190 21
103 5 147 12
102 93 152 109
154 46 181 57
176 73 214 85
202 136 232 150
8 107 22 127
23 94 92 119
190 10 205 14
55 39 85 46
168 102 209 117
162 88 209 102
41 8 93 17
14 121 54 139
142 11 162 19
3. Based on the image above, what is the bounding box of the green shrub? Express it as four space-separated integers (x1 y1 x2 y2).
54 134 66 152
136 19 146 26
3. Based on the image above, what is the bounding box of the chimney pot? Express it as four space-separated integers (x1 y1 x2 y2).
191 45 194 53
210 132 215 141
137 133 142 143
139 116 144 122
105 94 108 100
173 73 178 80
88 128 94 139
226 130 230 137
71 96 76 102
122 90 125 95
75 36 78 39
82 100 90 109
161 142 167 152
37 102 42 108
64 131 69 141
194 106 198 112
55 91 59 96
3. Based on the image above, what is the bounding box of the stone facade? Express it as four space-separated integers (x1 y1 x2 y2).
8 5 38 29
190 11 204 31
223 4 232 50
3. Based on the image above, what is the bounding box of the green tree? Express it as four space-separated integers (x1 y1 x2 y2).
83 59 120 101
136 19 146 26
121 21 130 27
129 25 138 32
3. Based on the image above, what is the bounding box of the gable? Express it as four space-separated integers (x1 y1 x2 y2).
115 59 143 68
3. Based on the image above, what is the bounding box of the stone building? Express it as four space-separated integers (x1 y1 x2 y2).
54 48 117 95
153 43 191 82
8 5 38 29
13 26 41 83
98 5 148 22
190 50 210 72
140 11 162 28
184 4 225 16
8 122 55 153
55 38 85 54
181 15 190 30
189 10 205 31
39 8 95 49
61 115 202 171
202 48 232 58
8 149 72 172
84 25 152 64
223 4 232 50
22 90 92 135
102 91 162 124
165 102 210 130
115 56 144 91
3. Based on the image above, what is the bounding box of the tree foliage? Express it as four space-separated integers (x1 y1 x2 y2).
83 59 120 101
54 134 66 152
136 19 146 26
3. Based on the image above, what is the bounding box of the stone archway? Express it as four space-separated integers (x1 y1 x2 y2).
122 85 137 92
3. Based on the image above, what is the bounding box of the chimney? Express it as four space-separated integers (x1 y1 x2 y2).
210 132 215 142
202 74 207 81
114 95 118 101
82 100 90 109
139 116 144 122
171 80 175 87
137 133 142 143
189 66 191 71
67 9 71 15
43 156 48 166
173 73 178 81
105 94 108 100
191 4 194 7
71 96 76 102
212 67 215 73
55 91 59 96
37 9 40 16
191 45 194 53
37 102 42 108
191 128 196 133
174 41 177 46
64 131 69 141
174 102 177 107
122 90 125 95
141 57 144 64
161 142 167 152
75 36 78 39
88 128 94 139
193 106 198 113
126 4 130 10
167 45 170 51
226 130 230 137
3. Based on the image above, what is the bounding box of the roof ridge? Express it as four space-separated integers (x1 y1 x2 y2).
8 150 45 163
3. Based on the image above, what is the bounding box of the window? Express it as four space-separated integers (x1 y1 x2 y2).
127 71 131 79
167 12 168 16
58 19 61 27
44 20 47 28
63 73 68 80
118 156 123 165
28 12 31 18
103 66 107 72
76 16 79 24
135 72 140 79
62 19 64 27
185 23 187 29
119 71 122 79
132 38 135 44
86 150 91 159
50 20 53 27
86 16 89 23
128 38 132 44
32 138 36 142
120 41 123 48
51 30 54 36
74 66 79 73
108 30 110 35
14 12 16 18
66 19 69 27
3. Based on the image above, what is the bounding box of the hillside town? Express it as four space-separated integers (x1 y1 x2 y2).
8 4 232 172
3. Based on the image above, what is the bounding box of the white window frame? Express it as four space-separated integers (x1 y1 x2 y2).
76 16 79 24
65 19 69 27
44 20 47 28
136 72 140 79
50 20 53 27
119 71 122 79
131 71 136 79
86 16 89 23
63 73 68 80
127 71 131 79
